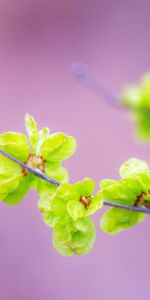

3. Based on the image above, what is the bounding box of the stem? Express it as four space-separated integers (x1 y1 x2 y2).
72 63 120 107
0 148 150 214
103 200 150 214
0 149 60 187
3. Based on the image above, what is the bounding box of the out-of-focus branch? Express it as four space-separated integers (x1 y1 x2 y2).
72 63 120 107
72 63 150 115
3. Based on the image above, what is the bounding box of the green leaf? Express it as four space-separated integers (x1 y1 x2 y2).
100 179 136 205
40 133 77 162
100 208 145 234
53 232 74 257
45 162 68 183
0 132 30 162
36 127 50 155
53 218 73 248
119 158 149 178
0 175 20 199
135 113 150 140
144 194 150 201
52 217 96 256
122 177 145 196
55 183 77 202
37 180 57 198
38 183 74 227
67 200 85 220
42 211 59 227
38 193 62 228
71 231 88 248
25 114 39 152
0 153 33 204
51 197 68 217
73 218 96 256
84 193 102 216
39 127 49 141
120 74 150 140
133 173 150 193
0 154 23 200
74 178 95 197
74 217 94 233
40 133 66 160
121 85 141 109
100 179 116 189
0 154 21 177
140 73 150 106
3 176 30 205
38 191 55 212
47 136 77 162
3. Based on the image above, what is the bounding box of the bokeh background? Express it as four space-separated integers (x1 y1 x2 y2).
0 0 150 299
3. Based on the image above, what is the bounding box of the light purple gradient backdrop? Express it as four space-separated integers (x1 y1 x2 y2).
0 1 150 299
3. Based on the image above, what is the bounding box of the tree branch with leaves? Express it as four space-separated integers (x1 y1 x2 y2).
1 71 150 256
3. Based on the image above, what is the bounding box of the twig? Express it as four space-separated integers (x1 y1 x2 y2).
0 149 60 187
103 200 150 214
0 148 150 214
72 63 120 107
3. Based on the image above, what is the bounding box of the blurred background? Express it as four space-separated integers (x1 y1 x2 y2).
0 0 150 299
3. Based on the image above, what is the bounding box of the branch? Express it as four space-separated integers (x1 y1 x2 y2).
72 63 120 108
0 148 150 214
103 200 150 214
72 63 150 115
0 149 60 187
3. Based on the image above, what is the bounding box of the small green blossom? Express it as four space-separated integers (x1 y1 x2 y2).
100 208 144 235
0 114 77 205
99 158 150 234
38 178 102 227
38 178 101 256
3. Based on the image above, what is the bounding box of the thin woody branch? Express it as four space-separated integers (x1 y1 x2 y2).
103 200 150 214
0 149 60 187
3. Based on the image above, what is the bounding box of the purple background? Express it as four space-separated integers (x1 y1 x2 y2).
0 1 150 299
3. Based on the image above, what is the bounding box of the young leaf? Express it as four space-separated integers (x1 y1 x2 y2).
100 208 144 234
40 134 77 162
52 217 96 256
25 114 39 152
119 158 149 178
0 132 30 162
3 176 31 205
